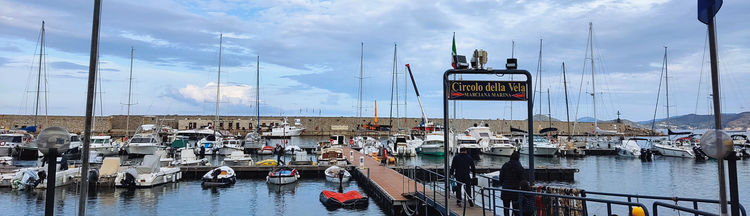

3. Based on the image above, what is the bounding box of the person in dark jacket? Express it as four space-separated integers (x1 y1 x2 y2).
499 151 526 216
517 180 535 216
275 144 285 165
450 148 476 207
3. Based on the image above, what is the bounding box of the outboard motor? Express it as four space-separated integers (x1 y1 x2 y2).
212 168 222 180
120 167 138 189
639 149 653 161
693 146 709 161
88 169 99 190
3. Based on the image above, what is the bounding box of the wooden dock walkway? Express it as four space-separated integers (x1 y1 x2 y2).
343 147 491 216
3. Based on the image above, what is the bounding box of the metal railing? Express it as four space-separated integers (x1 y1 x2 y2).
409 166 651 216
653 202 718 216
583 190 746 216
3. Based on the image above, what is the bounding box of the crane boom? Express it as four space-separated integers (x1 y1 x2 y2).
405 64 428 124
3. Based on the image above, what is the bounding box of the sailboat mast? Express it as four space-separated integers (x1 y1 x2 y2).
510 41 514 132
562 63 572 139
358 42 364 119
256 56 260 134
536 39 543 116
215 34 222 136
389 43 396 128
126 47 134 137
589 22 598 140
34 21 45 127
664 46 670 141
547 88 552 128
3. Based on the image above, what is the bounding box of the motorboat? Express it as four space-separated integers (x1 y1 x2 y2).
96 157 120 187
262 118 305 138
319 190 369 209
289 151 313 165
616 138 645 158
257 145 274 155
31 160 81 189
193 132 223 155
482 135 516 156
243 132 262 149
420 131 445 156
173 149 208 166
126 125 161 155
9 168 44 190
466 122 494 148
90 135 117 156
350 136 373 150
176 128 218 149
318 147 347 166
266 167 300 185
0 132 33 157
284 145 303 155
455 133 481 159
328 135 349 148
115 155 182 188
324 165 351 183
224 150 254 166
390 134 419 157
219 139 243 155
10 132 40 160
63 133 83 159
519 135 559 156
201 166 236 187
652 138 695 158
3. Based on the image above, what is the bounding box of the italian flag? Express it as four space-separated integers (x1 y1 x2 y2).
451 32 457 68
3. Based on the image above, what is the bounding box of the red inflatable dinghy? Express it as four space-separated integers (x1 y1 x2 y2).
319 190 369 209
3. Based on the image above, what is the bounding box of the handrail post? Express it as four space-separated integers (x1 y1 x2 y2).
581 190 589 216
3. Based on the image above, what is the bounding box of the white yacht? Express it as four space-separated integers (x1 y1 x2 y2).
616 138 645 158
115 155 182 188
126 125 161 155
466 122 494 148
420 131 445 156
219 139 243 155
353 136 382 155
483 135 516 156
90 135 117 156
390 134 418 157
262 118 305 138
455 133 481 158
0 133 33 156
194 131 223 155
652 138 694 158
519 135 559 156
172 149 208 166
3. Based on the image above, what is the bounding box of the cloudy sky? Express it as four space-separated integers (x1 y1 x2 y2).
0 0 748 122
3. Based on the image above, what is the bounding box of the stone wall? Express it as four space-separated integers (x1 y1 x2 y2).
1 114 651 136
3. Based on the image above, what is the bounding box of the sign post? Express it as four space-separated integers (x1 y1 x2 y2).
443 68 533 215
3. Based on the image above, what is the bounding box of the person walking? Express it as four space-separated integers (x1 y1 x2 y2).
275 144 285 165
450 148 476 207
499 151 526 216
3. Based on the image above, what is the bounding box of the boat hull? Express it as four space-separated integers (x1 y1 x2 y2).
654 144 694 158
519 146 558 156
0 147 12 156
91 146 117 156
483 146 515 156
420 145 445 156
127 145 159 155
266 175 299 185
115 167 182 187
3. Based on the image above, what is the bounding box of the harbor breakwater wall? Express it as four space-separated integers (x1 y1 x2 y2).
0 114 653 137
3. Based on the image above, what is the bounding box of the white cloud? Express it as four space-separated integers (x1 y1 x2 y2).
179 82 254 105
120 31 170 47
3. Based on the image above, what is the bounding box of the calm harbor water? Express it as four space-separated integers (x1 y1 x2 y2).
1 135 747 215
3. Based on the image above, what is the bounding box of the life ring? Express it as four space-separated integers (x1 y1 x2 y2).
349 139 354 145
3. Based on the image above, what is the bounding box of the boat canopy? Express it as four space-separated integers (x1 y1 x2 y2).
595 127 619 135
539 127 558 134
510 127 527 133
667 129 691 135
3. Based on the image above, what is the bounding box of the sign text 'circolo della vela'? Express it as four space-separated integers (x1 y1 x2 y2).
449 80 528 101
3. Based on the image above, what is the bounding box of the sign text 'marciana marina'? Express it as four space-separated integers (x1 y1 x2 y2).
448 80 528 101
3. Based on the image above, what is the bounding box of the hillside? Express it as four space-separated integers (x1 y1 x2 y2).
637 112 750 130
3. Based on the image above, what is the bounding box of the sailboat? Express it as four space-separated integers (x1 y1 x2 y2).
519 39 558 157
200 34 226 155
16 21 49 160
243 56 262 150
557 62 585 157
650 47 695 158
572 23 619 152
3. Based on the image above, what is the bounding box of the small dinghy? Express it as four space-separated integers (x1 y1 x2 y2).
224 150 254 166
324 166 350 183
256 159 278 167
201 166 236 187
266 167 299 185
319 190 369 209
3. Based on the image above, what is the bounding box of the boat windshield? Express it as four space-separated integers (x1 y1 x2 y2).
177 132 207 141
458 139 477 144
396 138 407 143
70 135 80 142
425 140 443 145
479 132 490 138
90 139 109 144
490 139 508 144
0 136 21 142
131 137 155 144
532 136 549 143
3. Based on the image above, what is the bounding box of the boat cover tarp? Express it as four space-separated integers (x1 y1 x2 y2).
595 127 618 135
667 129 691 135
322 190 364 202
136 155 160 174
99 157 120 176
539 127 558 134
19 126 37 133
171 139 188 148
270 168 296 177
